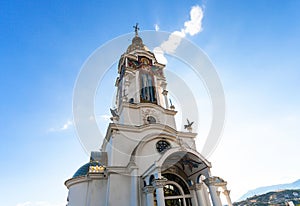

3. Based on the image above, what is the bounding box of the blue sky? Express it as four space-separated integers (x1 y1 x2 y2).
1 0 300 205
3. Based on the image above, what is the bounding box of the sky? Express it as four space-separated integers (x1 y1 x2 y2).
1 0 300 205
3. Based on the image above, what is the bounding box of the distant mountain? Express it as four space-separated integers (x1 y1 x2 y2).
234 189 300 206
238 179 300 201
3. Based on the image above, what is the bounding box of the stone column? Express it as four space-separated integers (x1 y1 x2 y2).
207 185 222 206
152 179 167 206
203 184 211 206
130 168 138 206
135 71 140 103
189 186 198 206
123 77 130 102
143 186 155 206
204 177 223 206
223 190 233 206
194 183 210 206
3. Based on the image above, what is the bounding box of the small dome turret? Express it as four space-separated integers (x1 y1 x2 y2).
126 23 149 53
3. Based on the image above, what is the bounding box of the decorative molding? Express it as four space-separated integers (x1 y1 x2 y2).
121 102 177 116
101 123 178 150
152 178 168 188
105 166 128 175
64 173 107 188
142 108 160 124
204 176 227 187
89 165 106 173
143 186 155 194
176 137 186 151
192 183 204 190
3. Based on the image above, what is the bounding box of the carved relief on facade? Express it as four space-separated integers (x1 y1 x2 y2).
141 108 160 124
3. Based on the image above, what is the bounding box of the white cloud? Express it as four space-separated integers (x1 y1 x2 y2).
183 5 204 36
16 201 65 206
160 30 186 54
154 24 160 31
153 5 204 63
60 120 72 130
153 47 168 65
48 119 73 132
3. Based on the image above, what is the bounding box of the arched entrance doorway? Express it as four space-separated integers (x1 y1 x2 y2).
154 173 192 206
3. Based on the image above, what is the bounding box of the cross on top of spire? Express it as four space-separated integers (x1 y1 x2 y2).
133 23 139 36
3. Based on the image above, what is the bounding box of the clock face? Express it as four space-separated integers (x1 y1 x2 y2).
156 140 171 153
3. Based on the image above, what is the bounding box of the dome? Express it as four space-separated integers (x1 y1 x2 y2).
132 36 143 45
126 35 149 53
72 161 103 178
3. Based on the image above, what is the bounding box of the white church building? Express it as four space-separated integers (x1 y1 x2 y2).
65 27 232 206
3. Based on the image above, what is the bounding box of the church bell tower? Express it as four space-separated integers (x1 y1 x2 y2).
65 25 232 206
113 24 176 129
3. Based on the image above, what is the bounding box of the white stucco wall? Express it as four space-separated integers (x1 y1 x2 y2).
85 179 107 206
68 181 88 206
105 173 131 206
66 177 108 206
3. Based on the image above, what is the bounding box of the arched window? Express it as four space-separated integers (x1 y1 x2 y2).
154 173 193 206
140 71 157 104
164 184 181 196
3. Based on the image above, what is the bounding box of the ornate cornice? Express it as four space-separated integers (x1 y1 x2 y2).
101 122 179 150
64 173 107 188
204 176 227 187
152 178 168 188
122 102 177 115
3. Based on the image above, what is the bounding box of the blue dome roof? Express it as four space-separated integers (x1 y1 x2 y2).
72 161 103 178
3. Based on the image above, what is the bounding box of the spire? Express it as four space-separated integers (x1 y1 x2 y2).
126 23 149 53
